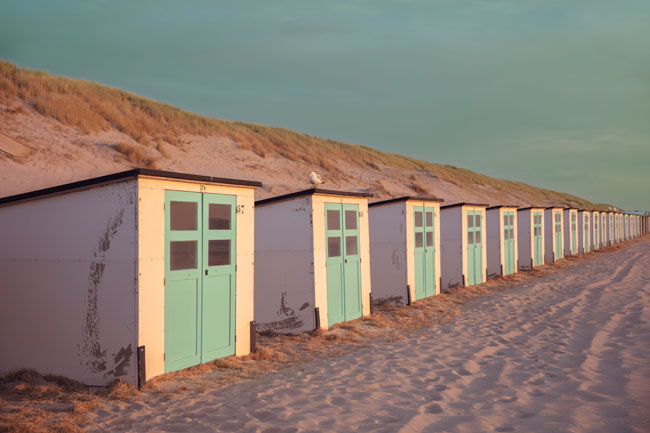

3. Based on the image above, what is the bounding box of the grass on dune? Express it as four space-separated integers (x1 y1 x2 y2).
0 59 611 210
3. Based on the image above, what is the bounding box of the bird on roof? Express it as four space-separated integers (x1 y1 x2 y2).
309 171 325 187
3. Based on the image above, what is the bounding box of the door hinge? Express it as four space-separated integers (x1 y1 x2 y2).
235 264 238 272
163 353 165 361
163 203 165 210
163 277 166 285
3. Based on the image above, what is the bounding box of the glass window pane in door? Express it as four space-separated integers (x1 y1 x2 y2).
170 241 197 270
209 203 231 230
345 236 358 255
327 210 340 230
475 230 481 241
426 212 433 227
467 215 473 227
475 215 481 227
345 211 357 230
170 201 197 231
467 231 474 245
208 240 230 266
328 237 341 257
415 211 423 228
426 232 433 247
415 232 424 248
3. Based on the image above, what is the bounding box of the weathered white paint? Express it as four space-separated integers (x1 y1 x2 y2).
368 199 441 305
440 205 487 290
544 208 565 262
255 192 371 334
563 209 578 256
486 207 519 278
0 180 139 386
137 177 256 382
516 208 545 270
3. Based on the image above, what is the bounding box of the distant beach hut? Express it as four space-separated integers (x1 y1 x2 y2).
0 169 261 386
486 205 519 278
440 203 488 290
516 207 545 270
625 214 630 240
563 208 578 256
368 197 443 305
592 211 601 249
578 210 591 253
606 212 615 246
544 207 565 261
254 188 372 333
600 212 607 246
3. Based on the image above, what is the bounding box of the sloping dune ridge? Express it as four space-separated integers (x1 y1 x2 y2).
0 60 615 209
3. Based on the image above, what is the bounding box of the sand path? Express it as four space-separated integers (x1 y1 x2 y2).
86 240 650 433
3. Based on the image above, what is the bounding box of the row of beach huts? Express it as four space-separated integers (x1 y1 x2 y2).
0 169 647 387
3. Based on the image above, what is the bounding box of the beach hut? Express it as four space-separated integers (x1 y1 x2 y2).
0 169 261 386
486 205 518 278
563 208 578 256
625 214 630 240
440 203 488 290
254 189 372 333
607 212 615 246
600 212 607 246
592 211 601 249
578 210 591 253
516 207 545 270
368 197 443 305
544 207 565 262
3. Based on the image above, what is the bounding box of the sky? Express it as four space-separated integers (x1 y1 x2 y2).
1 0 649 210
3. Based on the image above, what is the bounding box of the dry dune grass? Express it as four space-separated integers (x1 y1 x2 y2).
0 59 611 210
0 238 641 432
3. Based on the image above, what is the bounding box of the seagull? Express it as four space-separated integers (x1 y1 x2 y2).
309 171 325 187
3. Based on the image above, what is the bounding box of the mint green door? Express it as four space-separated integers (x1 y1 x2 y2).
201 194 236 362
584 214 590 252
593 216 599 249
533 212 543 266
554 211 563 259
466 211 483 286
164 191 236 374
570 213 577 254
414 206 436 300
325 203 362 326
503 212 515 275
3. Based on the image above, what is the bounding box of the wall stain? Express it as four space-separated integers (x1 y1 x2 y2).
258 292 305 331
78 209 124 373
104 344 133 378
391 249 402 270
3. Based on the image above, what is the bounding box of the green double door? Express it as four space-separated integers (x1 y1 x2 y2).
533 212 543 266
414 206 436 300
584 214 590 252
164 191 236 373
554 211 563 259
466 211 483 286
325 203 362 326
593 216 600 249
570 213 577 254
503 211 515 275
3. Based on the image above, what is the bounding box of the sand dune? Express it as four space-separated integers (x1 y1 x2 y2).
83 240 650 433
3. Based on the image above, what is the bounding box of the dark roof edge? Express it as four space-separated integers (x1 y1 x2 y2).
486 205 520 210
368 196 444 207
256 188 373 206
0 168 262 206
516 206 546 211
544 206 566 210
440 202 489 209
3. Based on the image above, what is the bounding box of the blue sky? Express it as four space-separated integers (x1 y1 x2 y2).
1 0 648 210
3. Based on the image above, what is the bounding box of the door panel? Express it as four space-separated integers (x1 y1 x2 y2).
533 212 543 266
342 204 362 321
413 207 425 300
466 211 482 286
554 211 563 259
424 207 436 297
325 203 345 326
503 212 515 275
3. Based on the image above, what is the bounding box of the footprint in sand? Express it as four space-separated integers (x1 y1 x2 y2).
528 378 545 385
516 410 536 419
494 425 515 432
428 393 443 401
456 368 472 376
529 389 545 397
426 404 444 414
433 384 449 392
497 396 518 403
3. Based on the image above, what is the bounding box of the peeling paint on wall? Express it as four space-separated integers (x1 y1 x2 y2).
78 209 124 373
104 344 133 378
391 249 402 270
257 291 306 332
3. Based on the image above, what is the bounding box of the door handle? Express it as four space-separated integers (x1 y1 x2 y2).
345 259 347 263
205 269 208 276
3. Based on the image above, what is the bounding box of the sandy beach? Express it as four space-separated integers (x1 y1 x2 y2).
81 239 650 433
